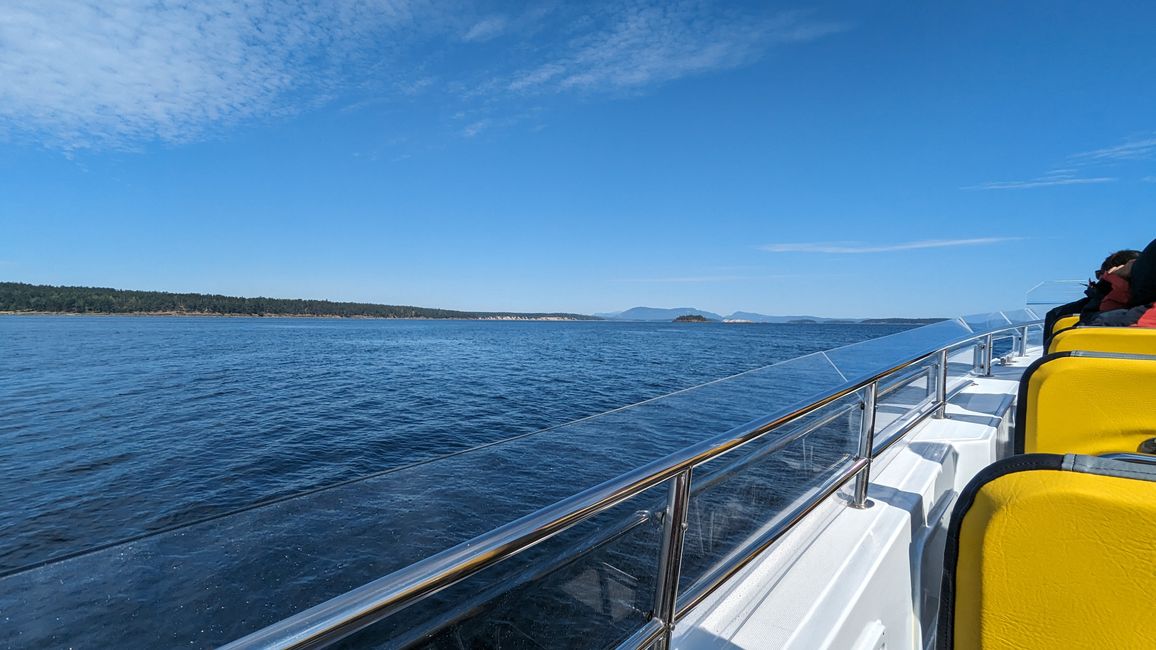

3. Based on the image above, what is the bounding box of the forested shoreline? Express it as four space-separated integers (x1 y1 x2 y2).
0 283 599 320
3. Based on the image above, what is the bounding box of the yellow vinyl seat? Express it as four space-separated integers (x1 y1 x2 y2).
1050 314 1080 337
1048 326 1156 355
1015 352 1156 455
938 453 1156 650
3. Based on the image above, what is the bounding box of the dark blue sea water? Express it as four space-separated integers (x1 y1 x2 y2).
0 316 917 648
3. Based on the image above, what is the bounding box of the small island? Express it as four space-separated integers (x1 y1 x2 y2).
673 314 712 323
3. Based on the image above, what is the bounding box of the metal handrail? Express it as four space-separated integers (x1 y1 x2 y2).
386 509 655 649
675 455 868 619
222 320 1041 650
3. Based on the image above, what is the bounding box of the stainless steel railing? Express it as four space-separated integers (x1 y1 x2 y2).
222 321 1040 650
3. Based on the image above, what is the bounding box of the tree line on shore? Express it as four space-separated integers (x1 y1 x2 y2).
0 282 599 320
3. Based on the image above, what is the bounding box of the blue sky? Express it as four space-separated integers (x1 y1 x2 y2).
1 1 1154 318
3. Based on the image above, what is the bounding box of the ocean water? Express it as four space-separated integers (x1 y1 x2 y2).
0 316 914 648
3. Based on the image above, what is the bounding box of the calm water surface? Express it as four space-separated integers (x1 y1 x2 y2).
0 316 910 647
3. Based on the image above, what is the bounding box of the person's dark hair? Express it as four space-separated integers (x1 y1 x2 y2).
1101 249 1141 273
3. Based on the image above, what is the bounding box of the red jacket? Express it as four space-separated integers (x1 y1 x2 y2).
1100 273 1132 312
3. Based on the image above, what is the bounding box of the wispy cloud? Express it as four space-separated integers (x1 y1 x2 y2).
761 237 1021 254
462 16 509 42
0 0 425 150
1070 134 1156 163
0 1 849 151
1143 176 1156 183
621 275 753 283
503 7 847 96
618 272 829 283
461 119 493 138
963 172 1117 191
967 133 1156 190
397 77 437 96
457 106 544 138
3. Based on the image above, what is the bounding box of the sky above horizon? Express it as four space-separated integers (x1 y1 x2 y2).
2 1 1155 318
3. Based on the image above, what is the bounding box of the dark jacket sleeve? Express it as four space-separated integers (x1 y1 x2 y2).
1079 279 1112 323
1087 305 1150 327
1129 238 1156 306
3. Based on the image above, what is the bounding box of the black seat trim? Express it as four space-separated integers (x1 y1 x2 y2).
1013 352 1073 455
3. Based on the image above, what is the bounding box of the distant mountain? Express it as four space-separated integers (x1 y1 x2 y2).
608 306 725 321
859 317 947 324
595 307 946 324
725 311 846 324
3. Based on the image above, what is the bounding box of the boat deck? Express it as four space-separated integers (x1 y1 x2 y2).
676 348 1040 650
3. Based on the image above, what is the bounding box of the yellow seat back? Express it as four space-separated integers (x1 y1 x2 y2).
1050 314 1080 336
1015 352 1156 455
939 454 1156 649
1049 326 1156 355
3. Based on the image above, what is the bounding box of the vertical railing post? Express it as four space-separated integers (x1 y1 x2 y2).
934 348 949 419
1017 326 1029 357
851 382 878 509
982 333 994 376
652 469 692 649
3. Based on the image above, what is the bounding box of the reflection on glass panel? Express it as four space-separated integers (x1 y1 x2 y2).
873 357 935 435
824 319 973 382
0 462 672 650
337 480 670 650
960 312 1012 334
990 333 1016 358
677 392 862 599
1025 280 1087 310
944 342 978 388
0 352 847 647
1001 308 1037 325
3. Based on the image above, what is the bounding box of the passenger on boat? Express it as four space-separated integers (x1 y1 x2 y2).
1085 238 1156 328
1043 249 1140 343
1078 249 1142 319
